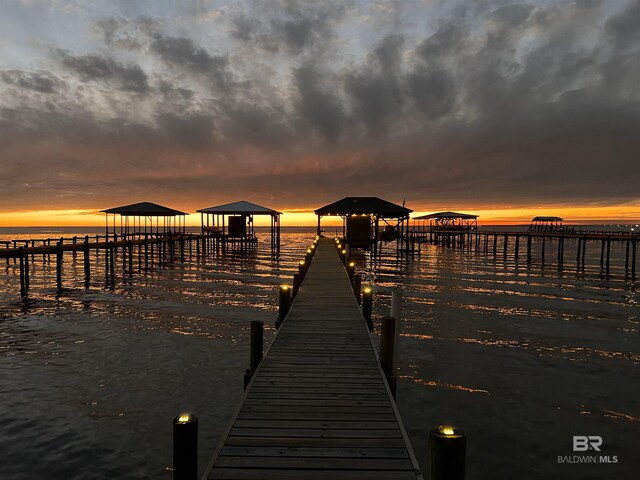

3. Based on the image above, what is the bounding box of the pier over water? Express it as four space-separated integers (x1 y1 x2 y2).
203 238 422 479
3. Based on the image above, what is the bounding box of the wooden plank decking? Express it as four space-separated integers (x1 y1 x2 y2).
203 238 422 480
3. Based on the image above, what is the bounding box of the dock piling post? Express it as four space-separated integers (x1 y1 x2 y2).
292 273 301 298
298 260 307 279
244 320 264 389
353 273 362 304
19 247 26 297
108 241 115 282
430 425 466 480
129 241 134 275
362 287 373 331
276 285 290 329
632 240 636 280
625 240 630 273
347 261 355 284
391 291 402 371
84 236 90 288
56 241 63 291
24 247 29 295
379 316 397 398
173 412 198 480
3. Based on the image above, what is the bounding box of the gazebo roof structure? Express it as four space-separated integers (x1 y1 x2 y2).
415 211 478 220
531 216 563 222
100 202 187 216
315 197 412 218
197 201 281 215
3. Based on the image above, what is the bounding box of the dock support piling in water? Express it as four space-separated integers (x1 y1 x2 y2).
128 241 133 276
430 425 466 480
275 285 290 329
391 291 402 371
379 316 397 399
362 286 373 331
353 273 362 304
173 412 198 480
84 236 90 288
19 247 26 297
108 241 115 282
56 241 63 291
244 320 264 389
632 240 636 280
292 273 301 298
347 261 355 284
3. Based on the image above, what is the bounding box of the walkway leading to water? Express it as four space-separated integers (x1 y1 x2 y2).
203 238 422 480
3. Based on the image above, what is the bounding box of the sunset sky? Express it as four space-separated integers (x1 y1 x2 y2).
0 0 639 226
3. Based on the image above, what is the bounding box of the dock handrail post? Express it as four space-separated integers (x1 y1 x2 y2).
353 273 362 304
362 286 373 331
244 320 264 389
379 316 397 398
173 412 198 480
276 285 291 329
430 425 466 480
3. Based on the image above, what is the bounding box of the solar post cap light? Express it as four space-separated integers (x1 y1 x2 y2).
430 425 466 480
173 412 198 480
362 286 373 331
276 285 291 328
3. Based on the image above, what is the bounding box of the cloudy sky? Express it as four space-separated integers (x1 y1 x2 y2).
0 0 639 224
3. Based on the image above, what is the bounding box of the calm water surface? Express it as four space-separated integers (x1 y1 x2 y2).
0 227 638 479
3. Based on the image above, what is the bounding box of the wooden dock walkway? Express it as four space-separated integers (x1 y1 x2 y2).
203 239 422 480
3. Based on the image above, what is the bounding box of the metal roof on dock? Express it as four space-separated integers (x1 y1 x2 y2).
414 211 478 220
315 197 412 217
100 202 188 216
197 201 281 215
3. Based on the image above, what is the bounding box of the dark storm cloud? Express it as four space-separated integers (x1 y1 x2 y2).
0 70 63 93
292 63 346 142
93 16 160 50
149 35 232 92
58 50 149 92
1 0 639 212
344 35 406 133
230 0 351 55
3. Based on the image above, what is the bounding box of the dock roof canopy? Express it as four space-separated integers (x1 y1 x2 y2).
531 216 563 221
100 202 187 216
315 197 412 218
197 201 281 215
415 211 478 220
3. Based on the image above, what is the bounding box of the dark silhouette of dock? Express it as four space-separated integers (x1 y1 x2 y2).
202 238 422 480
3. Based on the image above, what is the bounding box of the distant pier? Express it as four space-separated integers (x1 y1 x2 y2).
409 229 638 278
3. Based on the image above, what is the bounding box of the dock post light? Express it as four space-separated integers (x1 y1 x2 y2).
429 425 466 480
173 412 198 480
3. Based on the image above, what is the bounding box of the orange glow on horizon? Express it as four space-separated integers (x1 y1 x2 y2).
0 205 638 227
